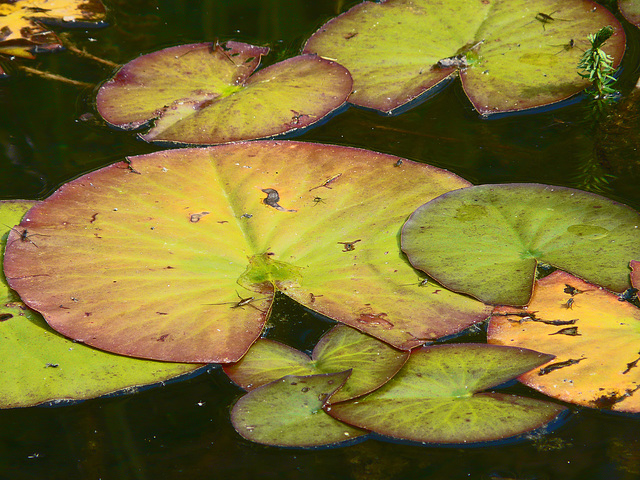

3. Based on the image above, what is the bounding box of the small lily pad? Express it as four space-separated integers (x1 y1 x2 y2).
96 42 353 145
0 200 203 409
0 0 106 60
230 371 368 447
303 0 624 115
401 184 640 306
224 325 409 402
326 344 566 445
619 0 640 27
488 270 640 413
4 142 490 363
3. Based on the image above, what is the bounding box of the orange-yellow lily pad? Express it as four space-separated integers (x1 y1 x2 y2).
3 141 490 364
488 270 640 413
0 0 106 60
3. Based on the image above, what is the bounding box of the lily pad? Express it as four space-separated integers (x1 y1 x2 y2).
230 370 368 447
0 0 106 60
96 42 353 145
223 325 409 403
619 0 640 27
303 0 624 115
0 200 203 408
488 270 640 413
631 260 640 290
401 184 640 306
326 344 566 445
3 141 490 363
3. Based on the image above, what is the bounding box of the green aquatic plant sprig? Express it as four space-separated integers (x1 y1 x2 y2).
577 26 619 102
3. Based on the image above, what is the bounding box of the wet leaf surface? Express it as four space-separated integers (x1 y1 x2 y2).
619 0 640 27
401 183 640 306
3 141 490 363
223 325 409 403
488 270 640 413
231 370 368 447
0 0 106 59
303 0 624 115
96 42 352 145
0 200 202 408
326 344 566 444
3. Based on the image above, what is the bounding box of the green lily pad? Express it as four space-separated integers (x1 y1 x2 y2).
488 270 640 413
3 141 490 363
401 184 640 306
303 0 624 115
230 370 368 447
326 344 567 445
0 201 202 408
96 42 352 145
619 0 640 27
223 324 409 402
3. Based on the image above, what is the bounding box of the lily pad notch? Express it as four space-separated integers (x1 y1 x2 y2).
96 41 354 145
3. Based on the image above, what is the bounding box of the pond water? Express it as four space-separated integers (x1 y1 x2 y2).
1 0 640 478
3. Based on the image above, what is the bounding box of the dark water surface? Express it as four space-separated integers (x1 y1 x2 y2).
1 1 640 479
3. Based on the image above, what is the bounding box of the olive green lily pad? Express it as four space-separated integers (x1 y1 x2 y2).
488 270 640 413
0 200 202 408
326 344 566 445
303 0 624 115
96 42 352 145
401 184 640 306
223 324 409 403
231 370 368 447
619 0 640 27
3 141 490 363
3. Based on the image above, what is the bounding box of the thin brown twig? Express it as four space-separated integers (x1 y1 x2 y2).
18 66 93 88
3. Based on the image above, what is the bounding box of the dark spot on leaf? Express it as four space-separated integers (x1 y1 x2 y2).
0 313 13 321
356 312 394 329
549 327 580 336
301 387 310 393
539 358 586 375
190 211 210 222
157 334 169 342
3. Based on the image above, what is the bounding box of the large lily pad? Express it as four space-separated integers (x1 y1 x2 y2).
3 141 490 363
231 370 368 447
0 0 106 60
96 42 353 145
0 200 202 408
303 0 624 115
401 184 640 306
326 344 566 445
488 270 640 413
223 325 409 403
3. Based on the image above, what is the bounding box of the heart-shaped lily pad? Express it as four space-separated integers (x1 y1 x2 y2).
223 324 409 403
326 344 566 445
401 184 640 306
0 200 203 408
303 0 624 115
96 42 353 145
3 141 491 363
488 270 640 413
231 370 368 447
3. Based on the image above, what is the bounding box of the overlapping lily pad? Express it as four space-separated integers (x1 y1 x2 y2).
3 141 491 363
0 200 203 408
401 184 640 306
303 0 624 114
0 0 106 61
326 344 566 444
231 370 368 447
96 42 353 145
223 325 409 403
488 270 640 413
